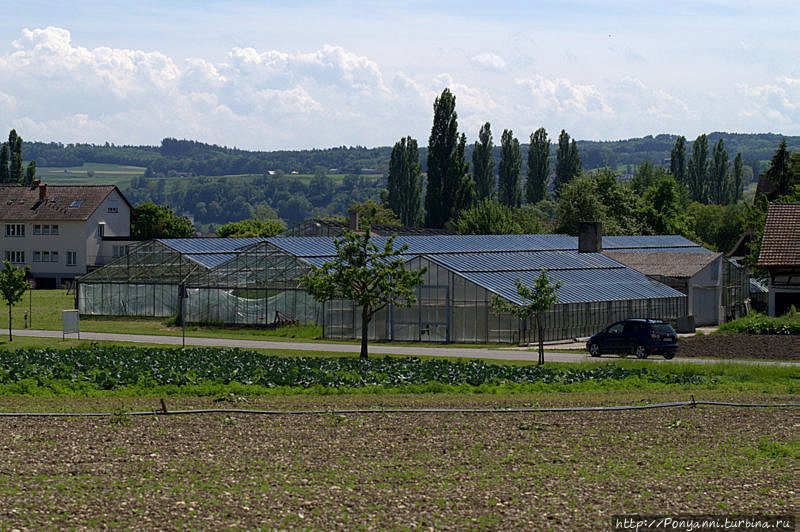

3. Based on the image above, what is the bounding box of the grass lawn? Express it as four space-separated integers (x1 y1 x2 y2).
0 392 795 530
35 163 146 188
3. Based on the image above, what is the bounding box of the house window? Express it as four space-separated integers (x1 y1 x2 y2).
4 224 24 237
43 225 50 235
112 245 129 258
108 200 119 213
51 224 59 235
33 251 41 262
98 223 105 238
42 251 49 262
51 251 59 263
4 250 24 263
34 225 41 235
67 251 77 266
108 206 119 213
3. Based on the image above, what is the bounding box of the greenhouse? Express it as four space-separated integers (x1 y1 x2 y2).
77 234 707 343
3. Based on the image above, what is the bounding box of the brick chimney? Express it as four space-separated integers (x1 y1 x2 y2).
578 221 602 253
38 182 47 201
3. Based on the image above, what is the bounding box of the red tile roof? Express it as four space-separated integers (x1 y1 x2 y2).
0 184 126 221
757 203 800 266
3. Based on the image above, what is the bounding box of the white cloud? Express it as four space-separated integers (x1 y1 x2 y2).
469 52 507 72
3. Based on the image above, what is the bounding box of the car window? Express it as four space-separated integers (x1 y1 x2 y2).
623 322 640 333
653 324 675 334
608 323 624 334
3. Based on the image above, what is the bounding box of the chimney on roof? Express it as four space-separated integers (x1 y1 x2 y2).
38 182 47 201
348 209 359 232
578 221 602 253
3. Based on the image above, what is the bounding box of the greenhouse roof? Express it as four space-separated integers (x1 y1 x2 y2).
266 234 708 259
157 238 266 268
422 252 685 305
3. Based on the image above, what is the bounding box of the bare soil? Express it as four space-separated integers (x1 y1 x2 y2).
0 393 796 530
678 334 799 360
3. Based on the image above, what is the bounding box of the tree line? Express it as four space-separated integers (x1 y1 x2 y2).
0 130 37 185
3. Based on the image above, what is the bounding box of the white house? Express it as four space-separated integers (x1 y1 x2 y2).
1 181 136 288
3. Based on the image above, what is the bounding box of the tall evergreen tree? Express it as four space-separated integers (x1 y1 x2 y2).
731 152 743 204
386 136 422 226
709 138 728 204
472 122 495 202
526 127 549 204
554 130 581 197
23 161 36 186
670 135 687 186
0 143 8 183
687 134 709 203
498 129 522 208
425 88 471 228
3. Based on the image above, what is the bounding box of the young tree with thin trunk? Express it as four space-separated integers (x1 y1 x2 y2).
386 136 422 226
472 122 495 202
491 272 562 365
0 261 30 342
526 127 549 204
300 229 425 359
498 129 521 208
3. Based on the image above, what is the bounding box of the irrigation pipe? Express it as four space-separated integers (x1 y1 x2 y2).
0 399 797 417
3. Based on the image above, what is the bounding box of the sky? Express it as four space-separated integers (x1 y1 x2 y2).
0 1 797 150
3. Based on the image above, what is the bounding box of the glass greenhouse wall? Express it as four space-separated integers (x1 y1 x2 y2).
322 257 687 344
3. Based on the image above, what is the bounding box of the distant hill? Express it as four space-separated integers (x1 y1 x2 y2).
24 132 800 178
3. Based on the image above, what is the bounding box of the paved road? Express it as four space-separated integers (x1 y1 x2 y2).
11 329 797 366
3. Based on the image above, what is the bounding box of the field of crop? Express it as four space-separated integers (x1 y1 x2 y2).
35 163 146 187
0 392 796 530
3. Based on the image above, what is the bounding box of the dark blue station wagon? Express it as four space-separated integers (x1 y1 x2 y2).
586 319 678 359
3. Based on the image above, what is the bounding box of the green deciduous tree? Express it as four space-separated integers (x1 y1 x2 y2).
472 122 495 202
490 272 562 365
23 161 36 186
731 152 743 204
425 88 473 228
554 130 581 197
687 134 709 203
457 198 518 235
686 202 745 253
638 175 693 236
670 135 687 187
215 218 286 237
9 136 23 184
0 143 8 183
554 174 606 235
386 136 423 226
630 161 657 196
300 229 425 359
0 261 30 341
349 199 401 226
526 127 549 204
709 138 728 205
498 129 522 208
131 202 194 239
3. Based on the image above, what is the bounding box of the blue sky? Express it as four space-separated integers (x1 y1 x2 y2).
1 1 797 149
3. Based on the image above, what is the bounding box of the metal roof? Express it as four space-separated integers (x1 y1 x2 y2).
157 238 266 269
428 251 623 272
266 234 710 258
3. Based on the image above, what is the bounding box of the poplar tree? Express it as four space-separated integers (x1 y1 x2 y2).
386 136 422 226
23 161 36 186
687 134 709 203
709 138 728 204
670 136 687 186
498 129 522 207
0 143 8 183
555 130 581 197
425 88 472 228
472 122 495 202
526 127 549 204
731 152 743 204
9 136 23 184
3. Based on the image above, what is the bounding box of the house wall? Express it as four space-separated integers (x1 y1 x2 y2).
86 189 132 266
687 256 722 326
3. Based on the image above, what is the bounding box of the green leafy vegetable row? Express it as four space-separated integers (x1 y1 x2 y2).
0 347 708 391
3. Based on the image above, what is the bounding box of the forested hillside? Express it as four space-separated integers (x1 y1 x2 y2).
24 133 800 178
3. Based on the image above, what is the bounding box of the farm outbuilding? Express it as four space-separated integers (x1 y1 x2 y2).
77 233 728 344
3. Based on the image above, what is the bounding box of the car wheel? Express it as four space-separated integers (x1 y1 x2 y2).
663 352 675 360
634 344 649 359
589 343 601 357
